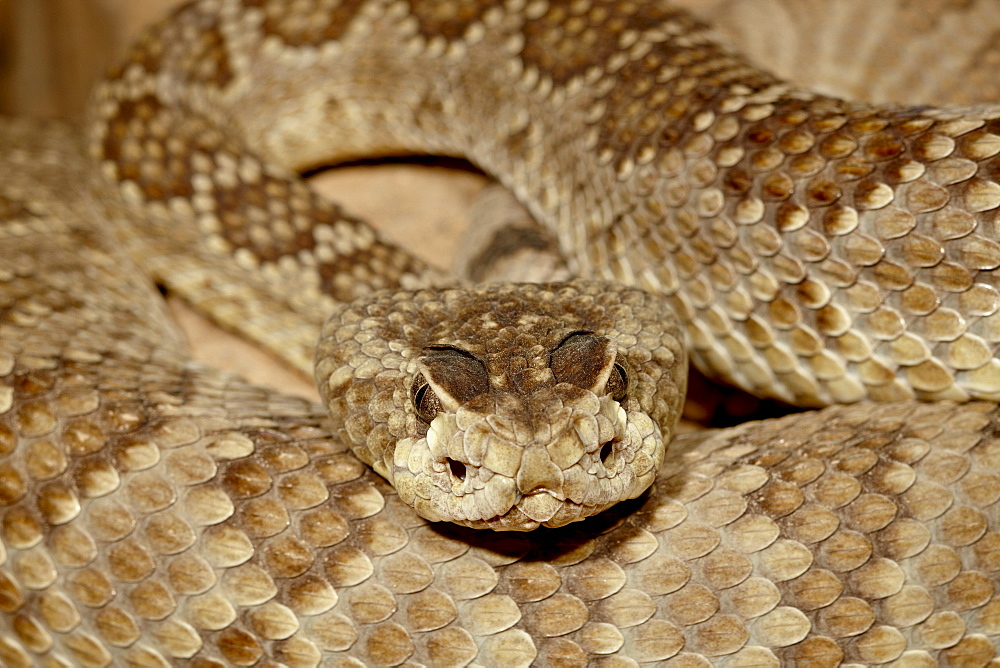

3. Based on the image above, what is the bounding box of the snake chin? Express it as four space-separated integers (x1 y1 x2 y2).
390 394 665 531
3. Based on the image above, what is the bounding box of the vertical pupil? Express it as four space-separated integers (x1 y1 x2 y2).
414 381 440 421
606 363 627 399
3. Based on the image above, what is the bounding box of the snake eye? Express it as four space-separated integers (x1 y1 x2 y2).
412 375 443 422
412 346 490 423
606 362 628 402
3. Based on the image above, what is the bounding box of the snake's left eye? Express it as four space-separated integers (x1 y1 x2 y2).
606 362 628 402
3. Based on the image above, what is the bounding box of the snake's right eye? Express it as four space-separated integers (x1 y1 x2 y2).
551 331 622 397
412 375 443 422
605 362 629 402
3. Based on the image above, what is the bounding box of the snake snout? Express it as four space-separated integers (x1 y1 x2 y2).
380 357 673 531
516 444 566 497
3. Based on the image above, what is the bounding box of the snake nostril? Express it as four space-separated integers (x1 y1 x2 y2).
600 441 615 468
447 458 467 481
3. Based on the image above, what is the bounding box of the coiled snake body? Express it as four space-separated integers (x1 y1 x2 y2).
2 0 1000 664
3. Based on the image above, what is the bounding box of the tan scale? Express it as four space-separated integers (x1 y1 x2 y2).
3 0 1000 665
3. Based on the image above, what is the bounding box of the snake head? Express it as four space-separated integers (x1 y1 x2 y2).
315 281 686 530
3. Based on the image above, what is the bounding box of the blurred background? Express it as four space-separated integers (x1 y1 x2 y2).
0 1 178 118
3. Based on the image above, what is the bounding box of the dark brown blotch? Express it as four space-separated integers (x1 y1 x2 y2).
414 347 491 421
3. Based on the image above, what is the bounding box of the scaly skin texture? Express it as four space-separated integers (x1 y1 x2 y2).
2 156 1000 663
88 0 1000 409
81 0 1000 528
1 0 1000 665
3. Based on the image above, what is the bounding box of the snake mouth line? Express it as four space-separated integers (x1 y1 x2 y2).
436 459 623 528
464 494 599 530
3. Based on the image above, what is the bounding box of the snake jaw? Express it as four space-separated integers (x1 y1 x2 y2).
389 392 665 530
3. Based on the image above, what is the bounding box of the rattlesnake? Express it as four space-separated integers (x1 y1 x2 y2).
2 0 1000 665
